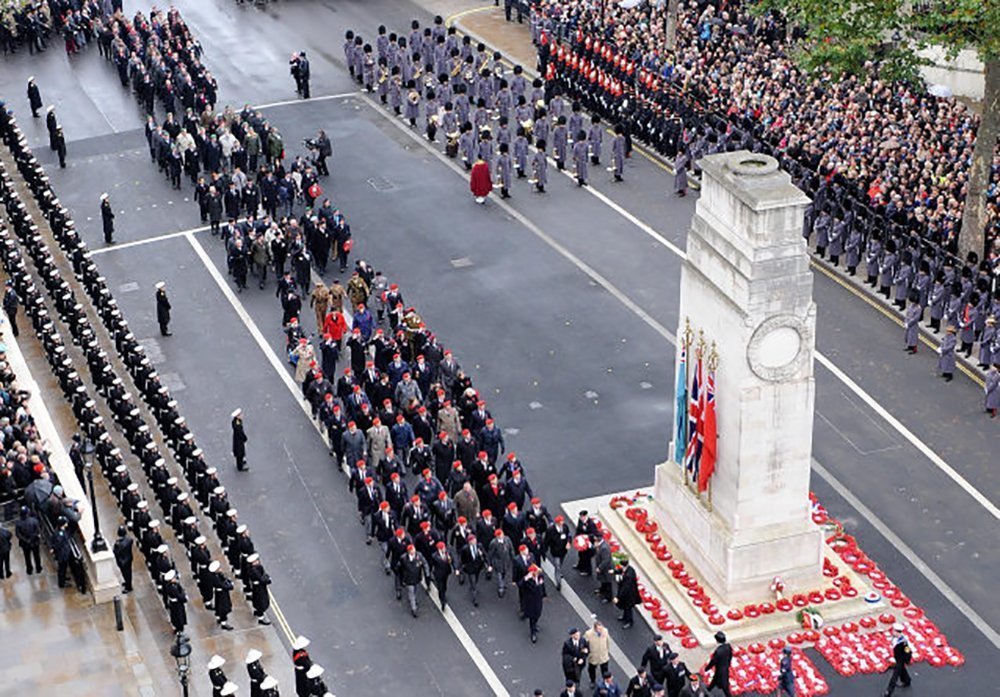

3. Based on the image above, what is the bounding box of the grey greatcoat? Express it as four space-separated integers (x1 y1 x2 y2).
904 303 921 348
985 370 1000 411
673 153 689 193
979 324 996 366
938 333 957 375
845 229 862 269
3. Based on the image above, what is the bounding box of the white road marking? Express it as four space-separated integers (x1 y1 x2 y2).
811 458 1000 650
354 94 999 523
254 91 362 111
356 92 1000 647
185 232 359 580
815 354 1000 520
90 225 208 255
551 160 687 259
540 558 638 678
185 231 510 697
97 87 998 651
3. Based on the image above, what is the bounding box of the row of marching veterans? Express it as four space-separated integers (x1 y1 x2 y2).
1 101 277 636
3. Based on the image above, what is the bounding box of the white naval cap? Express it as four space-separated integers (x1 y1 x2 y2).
208 560 221 573
260 676 278 690
207 654 225 671
306 665 324 679
231 408 242 418
292 635 310 650
220 682 238 696
245 649 262 664
155 281 165 290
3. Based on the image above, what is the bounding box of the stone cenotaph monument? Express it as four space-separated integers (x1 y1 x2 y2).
654 151 824 604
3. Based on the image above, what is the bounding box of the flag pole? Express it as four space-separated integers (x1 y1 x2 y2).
689 331 705 494
681 319 693 482
705 342 718 512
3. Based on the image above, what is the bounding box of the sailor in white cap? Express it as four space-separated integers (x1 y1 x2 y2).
245 649 265 695
220 682 238 696
292 635 313 694
155 281 172 336
260 675 278 696
205 559 233 631
27 76 42 117
100 192 115 244
190 536 213 606
207 654 228 695
245 553 272 625
163 567 188 633
45 104 58 150
232 408 248 472
885 623 912 696
306 664 328 694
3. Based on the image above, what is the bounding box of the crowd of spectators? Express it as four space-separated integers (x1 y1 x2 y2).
531 0 999 266
1 0 111 56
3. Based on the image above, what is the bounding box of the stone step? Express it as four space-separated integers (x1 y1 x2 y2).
600 498 888 646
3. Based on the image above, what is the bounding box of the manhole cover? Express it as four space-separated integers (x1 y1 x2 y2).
366 177 396 191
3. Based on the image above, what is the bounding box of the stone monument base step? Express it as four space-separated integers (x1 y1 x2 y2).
566 489 888 648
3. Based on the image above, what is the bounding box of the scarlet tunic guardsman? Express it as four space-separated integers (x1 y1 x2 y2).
470 157 493 204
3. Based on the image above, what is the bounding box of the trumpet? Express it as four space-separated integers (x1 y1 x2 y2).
407 91 420 105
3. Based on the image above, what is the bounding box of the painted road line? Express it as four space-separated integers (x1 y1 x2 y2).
89 225 208 255
541 556 639 678
444 5 496 27
812 458 1000 651
810 260 985 386
355 93 677 345
357 91 998 522
186 231 510 697
255 91 362 111
186 231 363 585
814 352 1000 520
357 91 1000 646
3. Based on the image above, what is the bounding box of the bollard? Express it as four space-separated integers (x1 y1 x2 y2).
114 595 124 632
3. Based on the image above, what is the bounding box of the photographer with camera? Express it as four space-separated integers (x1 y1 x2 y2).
305 129 332 177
